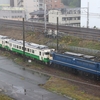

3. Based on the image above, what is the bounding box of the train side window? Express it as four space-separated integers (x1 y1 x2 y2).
13 44 15 47
30 49 31 52
19 46 21 49
22 47 26 51
32 50 34 53
14 45 16 48
17 45 18 48
27 48 29 52
39 52 41 55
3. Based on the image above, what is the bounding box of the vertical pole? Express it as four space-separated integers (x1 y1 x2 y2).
44 2 47 34
87 2 89 28
57 17 59 52
23 18 25 62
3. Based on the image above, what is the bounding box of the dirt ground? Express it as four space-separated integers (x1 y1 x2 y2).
0 27 53 45
0 27 100 100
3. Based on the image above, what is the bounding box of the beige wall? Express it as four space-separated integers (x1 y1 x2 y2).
48 10 80 27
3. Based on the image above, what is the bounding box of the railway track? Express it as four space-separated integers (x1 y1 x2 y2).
0 19 100 41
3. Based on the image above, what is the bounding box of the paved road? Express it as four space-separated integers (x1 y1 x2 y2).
0 56 70 100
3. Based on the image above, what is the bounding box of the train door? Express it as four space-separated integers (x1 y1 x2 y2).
39 51 43 61
2 40 5 48
2 39 8 48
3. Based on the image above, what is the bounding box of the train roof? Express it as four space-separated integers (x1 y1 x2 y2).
64 52 83 57
83 55 94 59
9 39 49 50
64 51 95 60
0 35 8 39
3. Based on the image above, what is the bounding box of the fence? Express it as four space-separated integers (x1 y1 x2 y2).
47 42 100 56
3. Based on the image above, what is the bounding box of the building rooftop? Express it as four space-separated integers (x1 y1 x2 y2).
0 7 24 10
30 10 44 15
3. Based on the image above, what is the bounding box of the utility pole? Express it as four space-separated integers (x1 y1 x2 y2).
44 1 47 34
87 2 89 28
57 17 59 52
23 18 25 62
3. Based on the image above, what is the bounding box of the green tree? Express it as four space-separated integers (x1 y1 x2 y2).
61 0 80 7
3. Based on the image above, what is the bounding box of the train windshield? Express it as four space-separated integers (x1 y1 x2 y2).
45 52 49 55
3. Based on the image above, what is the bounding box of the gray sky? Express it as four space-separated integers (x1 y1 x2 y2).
0 0 9 4
81 0 100 28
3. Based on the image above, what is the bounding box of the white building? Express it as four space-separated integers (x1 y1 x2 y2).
0 7 24 20
17 0 44 20
81 0 100 28
48 9 80 27
14 0 17 7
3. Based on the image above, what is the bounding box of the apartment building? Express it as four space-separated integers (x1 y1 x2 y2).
48 8 80 27
17 0 40 20
10 0 14 7
39 0 44 10
0 7 24 20
45 0 64 10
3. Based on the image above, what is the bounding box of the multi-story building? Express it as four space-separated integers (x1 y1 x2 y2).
48 8 80 27
0 7 24 20
13 0 17 7
45 0 64 10
17 0 39 20
16 0 65 20
39 0 44 10
33 0 64 11
10 0 14 7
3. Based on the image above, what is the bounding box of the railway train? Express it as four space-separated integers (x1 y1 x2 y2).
0 35 100 79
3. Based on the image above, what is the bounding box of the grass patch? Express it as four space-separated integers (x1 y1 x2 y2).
58 36 100 50
43 77 100 100
0 94 13 100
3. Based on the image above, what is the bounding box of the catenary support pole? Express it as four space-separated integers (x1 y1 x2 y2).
44 2 47 34
23 18 25 62
57 17 59 52
87 2 89 28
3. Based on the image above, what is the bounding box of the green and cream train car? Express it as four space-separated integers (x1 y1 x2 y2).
0 36 54 64
0 35 8 48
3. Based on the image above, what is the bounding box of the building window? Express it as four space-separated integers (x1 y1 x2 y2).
62 17 66 21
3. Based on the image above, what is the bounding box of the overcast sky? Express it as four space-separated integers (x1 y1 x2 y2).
0 0 9 4
81 0 100 28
